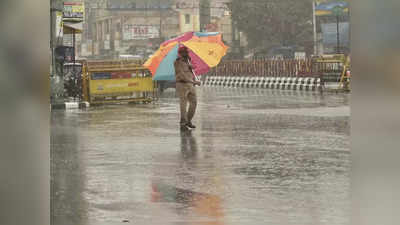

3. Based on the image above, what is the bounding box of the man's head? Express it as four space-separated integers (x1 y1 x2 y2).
178 46 189 58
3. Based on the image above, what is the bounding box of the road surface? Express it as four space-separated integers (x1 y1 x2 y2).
51 87 350 225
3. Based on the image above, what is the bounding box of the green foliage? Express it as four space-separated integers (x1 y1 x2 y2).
229 0 314 51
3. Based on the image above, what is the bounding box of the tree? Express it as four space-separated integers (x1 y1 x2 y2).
229 0 314 53
200 0 211 31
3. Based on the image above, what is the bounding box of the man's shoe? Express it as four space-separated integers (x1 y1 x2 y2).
180 125 190 131
186 122 196 129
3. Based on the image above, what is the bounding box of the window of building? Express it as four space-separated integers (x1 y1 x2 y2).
105 21 110 34
116 23 121 33
98 23 102 41
93 25 97 41
185 14 190 24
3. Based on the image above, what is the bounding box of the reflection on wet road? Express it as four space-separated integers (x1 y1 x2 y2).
51 87 350 225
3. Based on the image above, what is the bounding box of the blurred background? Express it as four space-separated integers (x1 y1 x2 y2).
50 0 350 62
2 0 400 224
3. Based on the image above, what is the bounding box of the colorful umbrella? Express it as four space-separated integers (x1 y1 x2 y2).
144 32 229 81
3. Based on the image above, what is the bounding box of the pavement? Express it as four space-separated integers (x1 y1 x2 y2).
51 87 350 225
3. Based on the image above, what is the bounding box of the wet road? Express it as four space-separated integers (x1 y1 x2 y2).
51 87 350 225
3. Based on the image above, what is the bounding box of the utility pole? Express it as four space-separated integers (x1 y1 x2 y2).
312 1 318 55
228 1 240 58
159 0 162 44
347 7 350 54
50 0 65 105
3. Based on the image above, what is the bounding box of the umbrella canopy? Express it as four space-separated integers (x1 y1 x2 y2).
144 32 229 81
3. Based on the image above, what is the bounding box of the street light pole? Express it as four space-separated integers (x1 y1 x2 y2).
50 0 65 105
336 15 340 54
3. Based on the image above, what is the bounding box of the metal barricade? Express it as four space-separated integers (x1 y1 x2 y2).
312 54 346 82
82 60 156 104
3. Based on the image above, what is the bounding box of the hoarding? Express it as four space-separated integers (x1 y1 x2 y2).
63 2 85 20
315 1 349 16
56 12 63 37
123 25 160 40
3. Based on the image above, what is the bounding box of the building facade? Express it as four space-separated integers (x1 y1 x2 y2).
79 0 236 58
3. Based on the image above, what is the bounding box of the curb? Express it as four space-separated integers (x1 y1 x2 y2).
203 76 322 91
51 102 90 110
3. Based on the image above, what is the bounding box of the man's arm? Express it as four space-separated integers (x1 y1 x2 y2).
174 61 194 84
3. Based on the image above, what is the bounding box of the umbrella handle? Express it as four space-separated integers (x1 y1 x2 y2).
192 70 201 86
187 58 200 85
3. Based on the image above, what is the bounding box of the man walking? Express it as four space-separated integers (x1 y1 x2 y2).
174 46 201 131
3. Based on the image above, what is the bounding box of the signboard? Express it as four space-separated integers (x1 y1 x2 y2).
123 25 160 40
316 1 349 16
321 22 349 47
111 72 133 79
176 1 196 9
63 2 85 20
56 12 63 37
